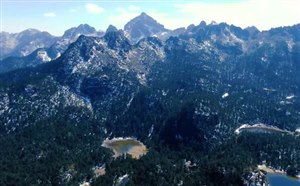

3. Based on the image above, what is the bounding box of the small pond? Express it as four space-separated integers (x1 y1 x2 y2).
102 137 147 159
267 173 300 186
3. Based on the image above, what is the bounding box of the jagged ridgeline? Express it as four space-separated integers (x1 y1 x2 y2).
0 13 300 186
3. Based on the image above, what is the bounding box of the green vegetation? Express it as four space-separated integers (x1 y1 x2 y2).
0 110 299 186
0 22 300 186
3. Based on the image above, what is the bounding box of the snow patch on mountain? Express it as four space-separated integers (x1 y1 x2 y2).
51 86 93 112
37 50 51 62
286 95 295 100
222 93 229 99
0 93 10 115
137 73 147 85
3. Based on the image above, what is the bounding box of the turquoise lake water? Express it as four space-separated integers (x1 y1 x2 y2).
267 173 300 186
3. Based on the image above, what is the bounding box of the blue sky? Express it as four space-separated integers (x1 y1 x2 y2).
1 0 300 36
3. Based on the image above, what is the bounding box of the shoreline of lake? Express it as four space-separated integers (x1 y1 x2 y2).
257 164 300 186
266 173 300 186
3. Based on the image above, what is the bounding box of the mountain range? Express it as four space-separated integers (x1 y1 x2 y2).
0 29 58 59
0 12 300 186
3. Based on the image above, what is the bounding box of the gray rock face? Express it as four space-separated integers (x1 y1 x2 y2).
0 29 58 59
0 24 104 73
1 23 300 138
106 25 119 33
124 12 169 44
48 24 104 60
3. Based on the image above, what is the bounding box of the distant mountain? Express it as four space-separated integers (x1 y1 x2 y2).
124 12 169 43
0 29 58 59
0 48 53 74
48 24 104 59
106 24 119 33
1 22 300 136
0 24 104 73
62 24 98 40
0 15 182 73
0 19 300 185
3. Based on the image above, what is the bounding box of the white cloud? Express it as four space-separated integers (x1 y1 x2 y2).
86 3 104 14
107 7 140 29
128 5 140 12
69 8 77 13
146 9 183 30
43 12 56 17
174 0 300 31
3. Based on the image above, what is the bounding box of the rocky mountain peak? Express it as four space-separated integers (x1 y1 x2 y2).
19 28 41 35
199 21 207 28
106 24 118 33
62 24 97 40
124 12 168 44
104 30 131 51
